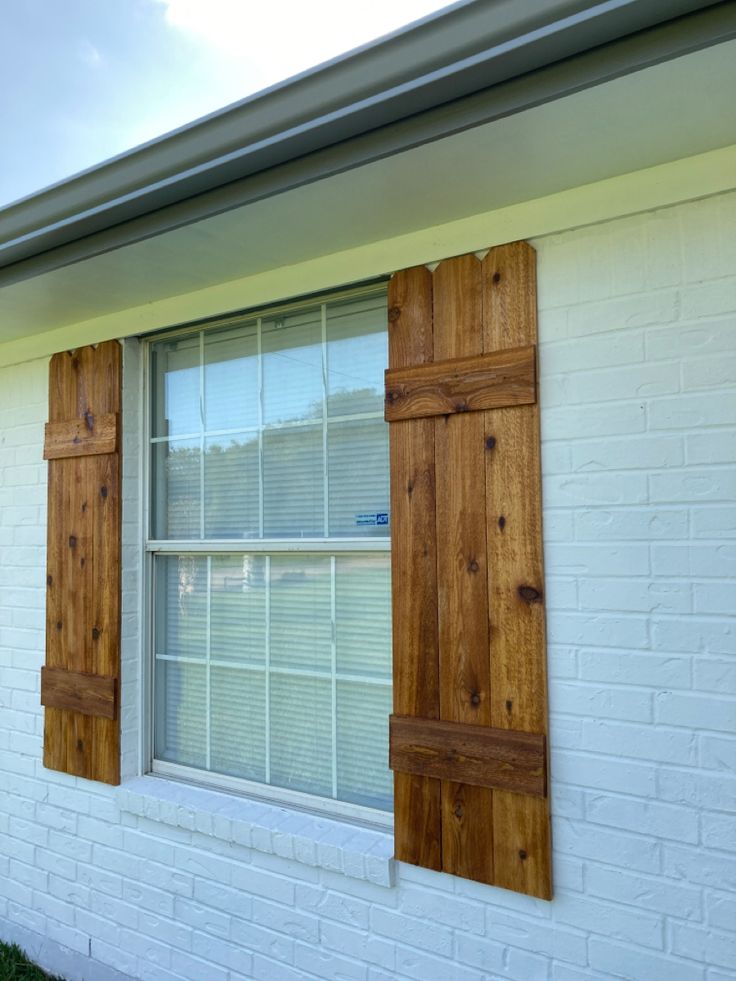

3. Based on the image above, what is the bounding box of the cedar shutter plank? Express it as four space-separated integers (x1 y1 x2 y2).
388 266 442 870
432 254 495 885
483 242 552 899
44 342 121 785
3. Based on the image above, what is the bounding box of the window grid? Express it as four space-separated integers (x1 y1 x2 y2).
148 286 393 821
152 552 392 802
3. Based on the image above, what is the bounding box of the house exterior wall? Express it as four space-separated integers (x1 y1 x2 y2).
0 188 735 981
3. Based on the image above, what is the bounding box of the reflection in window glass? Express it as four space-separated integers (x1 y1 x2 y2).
150 289 393 814
204 322 259 433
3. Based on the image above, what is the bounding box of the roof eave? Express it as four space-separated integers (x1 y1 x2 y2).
1 0 733 277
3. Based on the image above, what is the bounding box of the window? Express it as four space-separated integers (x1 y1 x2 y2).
146 287 393 819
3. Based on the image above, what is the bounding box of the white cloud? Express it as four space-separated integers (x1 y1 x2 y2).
154 0 451 86
77 39 103 68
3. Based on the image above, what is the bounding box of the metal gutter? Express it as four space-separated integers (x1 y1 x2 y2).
0 0 732 278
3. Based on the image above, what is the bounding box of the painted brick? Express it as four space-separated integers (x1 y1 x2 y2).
694 583 736 616
370 907 452 957
701 813 736 853
699 733 736 771
578 649 691 688
663 845 736 892
585 792 699 844
585 865 702 919
551 682 652 722
589 938 705 981
656 691 736 732
692 505 736 538
671 923 736 971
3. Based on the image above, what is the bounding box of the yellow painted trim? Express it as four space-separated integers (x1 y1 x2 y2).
1 143 735 369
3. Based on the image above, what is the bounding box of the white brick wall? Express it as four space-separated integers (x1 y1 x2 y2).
0 189 734 981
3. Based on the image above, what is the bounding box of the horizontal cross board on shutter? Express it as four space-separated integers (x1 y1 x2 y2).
44 412 119 459
390 716 546 797
384 345 536 421
41 666 117 720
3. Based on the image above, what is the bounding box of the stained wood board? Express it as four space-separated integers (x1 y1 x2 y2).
44 341 122 786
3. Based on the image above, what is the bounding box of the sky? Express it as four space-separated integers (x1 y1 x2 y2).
1 0 453 209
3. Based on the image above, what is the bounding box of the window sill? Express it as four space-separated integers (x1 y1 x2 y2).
117 776 396 887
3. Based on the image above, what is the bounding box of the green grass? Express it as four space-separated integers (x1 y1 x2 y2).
0 943 64 981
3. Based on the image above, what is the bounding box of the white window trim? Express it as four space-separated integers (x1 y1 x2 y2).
139 285 395 831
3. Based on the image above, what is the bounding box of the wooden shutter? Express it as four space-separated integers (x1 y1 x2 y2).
387 242 551 899
41 342 122 785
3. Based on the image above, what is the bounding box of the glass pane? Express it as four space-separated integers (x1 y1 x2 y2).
327 294 387 417
328 418 389 536
155 555 207 660
270 674 332 798
262 425 324 537
204 434 260 539
336 555 392 679
204 321 259 433
337 681 392 810
154 660 206 769
152 438 201 539
210 666 266 782
270 556 331 672
150 334 201 439
262 308 323 426
210 555 266 665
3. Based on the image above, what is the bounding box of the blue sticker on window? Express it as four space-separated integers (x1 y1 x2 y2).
356 512 389 527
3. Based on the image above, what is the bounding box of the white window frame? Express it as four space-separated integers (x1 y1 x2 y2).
140 283 393 829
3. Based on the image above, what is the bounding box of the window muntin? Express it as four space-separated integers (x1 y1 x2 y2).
148 289 393 816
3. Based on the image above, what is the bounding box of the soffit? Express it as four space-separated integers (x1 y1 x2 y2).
0 39 734 343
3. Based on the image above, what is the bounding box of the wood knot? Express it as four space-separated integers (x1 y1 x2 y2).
46 575 53 587
467 558 479 573
386 390 399 404
454 804 464 819
498 515 506 531
81 502 88 512
485 436 496 450
100 486 108 499
518 849 527 861
470 691 481 707
92 627 101 641
68 535 77 548
406 480 414 497
84 411 94 432
505 699 513 714
56 621 62 631
492 271 502 284
518 584 543 604
387 306 401 323
76 739 84 752
453 401 469 413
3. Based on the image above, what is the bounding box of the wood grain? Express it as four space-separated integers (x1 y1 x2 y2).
41 667 117 720
385 346 535 421
483 241 552 899
432 254 495 885
390 716 546 797
388 266 442 871
44 341 121 786
43 413 118 460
